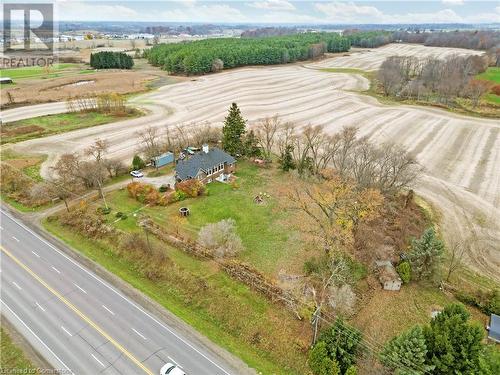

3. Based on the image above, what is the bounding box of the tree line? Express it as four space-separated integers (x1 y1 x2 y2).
145 32 351 75
343 30 395 48
90 51 134 69
394 30 500 51
377 54 491 107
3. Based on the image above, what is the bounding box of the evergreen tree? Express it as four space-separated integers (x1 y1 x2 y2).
222 103 246 156
132 154 145 170
380 326 433 375
423 304 485 374
318 318 362 374
345 366 358 375
408 227 444 280
309 342 341 375
396 261 411 284
280 144 296 171
243 130 261 157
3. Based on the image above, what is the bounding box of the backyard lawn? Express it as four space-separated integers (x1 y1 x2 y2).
1 110 142 144
106 161 303 275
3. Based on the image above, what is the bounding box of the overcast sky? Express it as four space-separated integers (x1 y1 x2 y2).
6 1 500 24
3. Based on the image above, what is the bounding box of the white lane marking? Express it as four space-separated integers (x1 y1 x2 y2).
131 328 147 340
35 302 46 312
12 281 22 290
91 354 106 368
1 210 232 375
51 266 61 274
31 251 40 258
12 236 19 242
61 326 73 337
102 305 115 315
168 356 183 368
1 300 74 374
73 283 87 294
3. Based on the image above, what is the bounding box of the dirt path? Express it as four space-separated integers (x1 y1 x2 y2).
3 46 499 282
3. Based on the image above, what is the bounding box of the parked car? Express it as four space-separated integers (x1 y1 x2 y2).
130 170 144 178
160 363 185 375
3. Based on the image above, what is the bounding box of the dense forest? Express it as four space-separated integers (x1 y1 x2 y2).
90 51 134 69
344 30 395 48
145 32 350 75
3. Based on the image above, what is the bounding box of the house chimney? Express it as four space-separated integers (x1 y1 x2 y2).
202 144 209 153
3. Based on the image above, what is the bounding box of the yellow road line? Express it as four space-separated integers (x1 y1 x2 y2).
0 245 154 375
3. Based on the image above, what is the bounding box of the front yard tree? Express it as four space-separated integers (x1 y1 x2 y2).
222 102 246 156
137 126 162 165
85 139 110 209
132 154 146 170
380 326 433 375
408 227 444 280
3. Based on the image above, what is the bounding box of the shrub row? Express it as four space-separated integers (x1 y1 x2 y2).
90 51 134 69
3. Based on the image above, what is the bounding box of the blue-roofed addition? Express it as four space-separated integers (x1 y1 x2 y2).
151 152 174 168
488 314 500 343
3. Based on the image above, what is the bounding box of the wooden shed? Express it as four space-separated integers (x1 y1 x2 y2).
375 260 402 291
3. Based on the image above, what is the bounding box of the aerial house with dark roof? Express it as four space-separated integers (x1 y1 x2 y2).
175 144 236 184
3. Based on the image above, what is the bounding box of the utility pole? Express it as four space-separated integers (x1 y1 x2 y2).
96 178 108 209
311 305 322 347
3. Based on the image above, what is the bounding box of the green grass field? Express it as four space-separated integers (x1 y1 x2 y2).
476 67 500 105
0 63 89 80
477 67 500 84
1 328 38 373
1 110 142 144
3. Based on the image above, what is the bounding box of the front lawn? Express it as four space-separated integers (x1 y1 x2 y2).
1 110 142 144
106 161 303 275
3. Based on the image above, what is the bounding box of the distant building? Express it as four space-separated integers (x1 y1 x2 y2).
375 260 402 291
175 144 235 184
151 151 174 169
0 77 13 84
487 314 500 343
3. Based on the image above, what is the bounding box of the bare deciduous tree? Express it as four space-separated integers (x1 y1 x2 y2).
137 126 163 163
287 170 384 253
254 115 282 160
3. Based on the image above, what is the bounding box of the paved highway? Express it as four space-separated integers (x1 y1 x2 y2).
0 209 247 375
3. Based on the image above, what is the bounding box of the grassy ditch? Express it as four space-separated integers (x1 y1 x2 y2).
0 327 39 373
1 109 143 145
